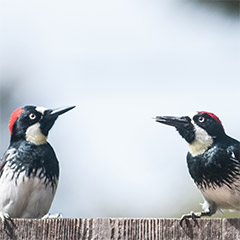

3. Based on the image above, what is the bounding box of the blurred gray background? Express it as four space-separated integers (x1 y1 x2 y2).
0 0 239 218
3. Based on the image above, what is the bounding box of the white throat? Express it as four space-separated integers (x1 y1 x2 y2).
189 124 213 157
25 122 47 145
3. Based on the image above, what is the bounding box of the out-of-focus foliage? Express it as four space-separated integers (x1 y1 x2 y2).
0 80 20 153
186 1 240 18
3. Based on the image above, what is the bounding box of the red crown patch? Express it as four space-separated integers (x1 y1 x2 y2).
9 107 23 135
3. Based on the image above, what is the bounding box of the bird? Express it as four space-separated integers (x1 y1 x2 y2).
0 105 75 222
155 111 240 225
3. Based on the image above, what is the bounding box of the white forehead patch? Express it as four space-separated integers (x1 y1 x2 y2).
26 122 47 145
36 106 47 115
187 112 198 121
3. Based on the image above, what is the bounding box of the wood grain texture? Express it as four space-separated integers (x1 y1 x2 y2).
222 218 240 240
0 218 233 240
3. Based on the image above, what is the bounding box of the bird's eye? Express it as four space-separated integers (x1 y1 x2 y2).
29 113 36 120
198 116 205 123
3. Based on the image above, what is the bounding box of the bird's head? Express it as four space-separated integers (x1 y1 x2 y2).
9 105 75 145
155 111 225 156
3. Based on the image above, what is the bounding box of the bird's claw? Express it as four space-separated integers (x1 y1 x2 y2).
180 211 201 227
0 211 12 229
0 212 10 223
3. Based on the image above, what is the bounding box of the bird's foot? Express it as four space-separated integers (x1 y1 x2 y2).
180 211 201 227
42 213 63 219
0 212 10 224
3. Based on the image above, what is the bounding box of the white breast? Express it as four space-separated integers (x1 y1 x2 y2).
201 182 240 211
0 163 57 218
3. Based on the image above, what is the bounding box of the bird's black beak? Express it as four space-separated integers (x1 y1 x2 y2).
49 106 76 117
155 115 195 143
40 106 76 136
155 116 189 128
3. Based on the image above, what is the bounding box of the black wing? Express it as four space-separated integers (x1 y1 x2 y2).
0 148 16 178
187 143 240 189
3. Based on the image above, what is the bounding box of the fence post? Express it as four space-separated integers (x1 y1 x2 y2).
0 218 238 239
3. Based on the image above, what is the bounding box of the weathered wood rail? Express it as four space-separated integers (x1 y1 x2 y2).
0 218 239 239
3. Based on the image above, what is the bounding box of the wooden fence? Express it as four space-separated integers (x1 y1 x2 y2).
0 218 239 239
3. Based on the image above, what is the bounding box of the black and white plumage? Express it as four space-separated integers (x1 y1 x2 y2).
156 111 240 225
0 105 75 221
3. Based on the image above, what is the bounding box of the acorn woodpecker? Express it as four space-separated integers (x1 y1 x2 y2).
0 105 75 221
155 111 240 225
